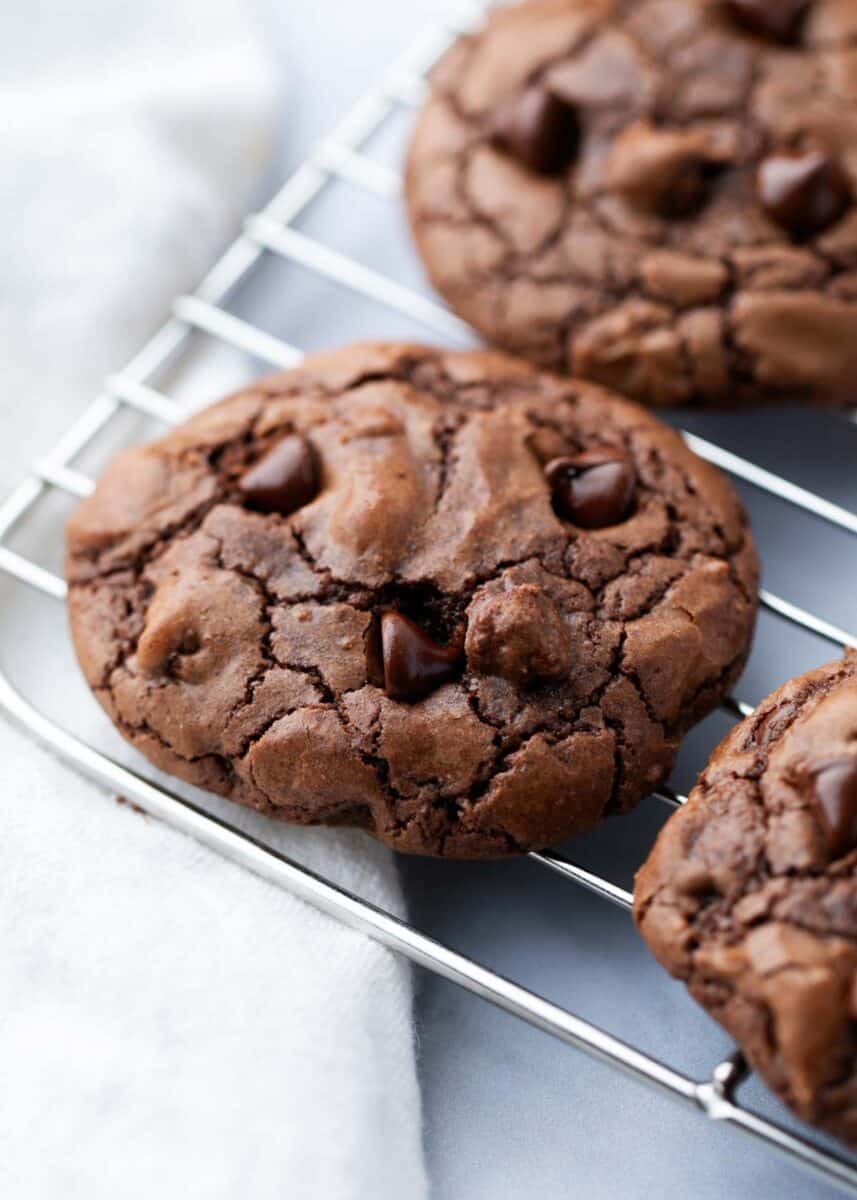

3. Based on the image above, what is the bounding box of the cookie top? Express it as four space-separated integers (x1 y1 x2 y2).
406 0 857 407
635 651 857 1145
66 343 757 858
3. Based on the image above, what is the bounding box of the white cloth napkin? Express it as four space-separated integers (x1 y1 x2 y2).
0 3 427 1197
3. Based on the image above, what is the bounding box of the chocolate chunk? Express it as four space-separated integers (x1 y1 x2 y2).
379 611 463 702
620 158 716 220
606 122 720 220
757 149 851 239
491 85 579 176
465 582 570 685
546 451 636 529
239 434 318 516
723 0 810 43
813 758 857 858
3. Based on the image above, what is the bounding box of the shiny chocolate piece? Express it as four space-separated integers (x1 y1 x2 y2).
491 85 580 176
757 149 852 239
813 758 857 858
379 611 463 702
545 450 636 529
239 434 318 516
723 0 810 43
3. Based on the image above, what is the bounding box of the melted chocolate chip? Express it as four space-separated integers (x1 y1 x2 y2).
723 0 810 43
812 759 857 858
238 434 318 516
365 615 386 689
545 451 636 529
378 611 463 702
757 149 852 239
491 85 580 176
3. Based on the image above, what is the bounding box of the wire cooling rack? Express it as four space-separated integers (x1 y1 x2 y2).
2 5 857 1194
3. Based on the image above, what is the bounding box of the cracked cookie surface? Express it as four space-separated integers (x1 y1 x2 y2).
405 0 857 407
66 342 758 857
635 651 857 1145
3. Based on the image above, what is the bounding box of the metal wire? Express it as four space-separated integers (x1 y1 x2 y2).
2 6 857 1194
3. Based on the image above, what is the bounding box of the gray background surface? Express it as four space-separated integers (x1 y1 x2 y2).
4 2 857 1196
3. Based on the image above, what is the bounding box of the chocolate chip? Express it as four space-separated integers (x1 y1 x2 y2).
812 759 857 858
378 611 463 702
239 434 318 516
491 85 580 176
723 0 810 43
546 451 636 529
757 149 851 240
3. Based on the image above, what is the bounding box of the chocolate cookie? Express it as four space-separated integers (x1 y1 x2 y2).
635 651 857 1145
406 0 857 407
66 343 758 857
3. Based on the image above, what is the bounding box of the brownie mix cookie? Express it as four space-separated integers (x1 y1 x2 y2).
66 343 757 857
406 0 857 407
635 651 857 1145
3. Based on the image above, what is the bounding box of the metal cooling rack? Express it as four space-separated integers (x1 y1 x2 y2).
2 5 857 1194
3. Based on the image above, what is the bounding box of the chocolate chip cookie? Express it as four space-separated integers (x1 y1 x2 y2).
66 343 758 857
406 0 857 407
635 651 857 1145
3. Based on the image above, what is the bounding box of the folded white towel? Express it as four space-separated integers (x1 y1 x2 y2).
0 2 427 1197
